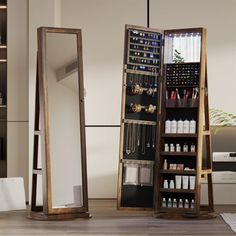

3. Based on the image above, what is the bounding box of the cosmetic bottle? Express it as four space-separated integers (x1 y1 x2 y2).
184 199 189 208
183 143 188 152
170 143 175 152
171 119 177 133
173 198 177 208
163 159 168 170
178 199 183 208
163 180 168 189
183 119 190 133
169 180 175 189
165 119 171 133
164 143 169 152
176 144 181 152
167 198 172 208
162 198 167 207
190 199 195 208
177 119 184 133
190 143 195 152
189 119 196 134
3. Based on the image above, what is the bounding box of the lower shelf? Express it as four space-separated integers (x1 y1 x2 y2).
159 207 195 213
160 188 195 194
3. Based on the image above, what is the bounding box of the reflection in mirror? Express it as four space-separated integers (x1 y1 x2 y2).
164 32 201 63
46 33 83 208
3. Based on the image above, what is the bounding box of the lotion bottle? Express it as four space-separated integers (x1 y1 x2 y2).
177 119 184 133
183 119 190 133
165 119 171 133
171 119 177 133
189 119 196 134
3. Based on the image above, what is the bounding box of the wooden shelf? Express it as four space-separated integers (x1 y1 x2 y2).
0 6 7 9
0 59 7 63
0 105 7 108
125 68 159 77
166 85 199 88
160 188 195 194
159 207 195 213
162 134 197 138
129 48 160 55
129 42 161 49
128 62 160 68
160 170 196 175
0 44 7 48
161 151 197 156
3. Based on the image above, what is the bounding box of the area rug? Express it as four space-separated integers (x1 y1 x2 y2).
221 213 236 233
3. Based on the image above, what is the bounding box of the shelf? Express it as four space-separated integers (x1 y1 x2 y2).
125 68 159 77
165 99 199 108
129 42 161 49
128 62 160 69
166 85 198 88
160 170 196 175
129 48 160 55
0 6 7 9
159 207 195 213
129 55 160 61
0 105 7 108
161 151 197 156
129 35 161 42
122 159 154 165
160 188 195 194
123 119 157 126
162 134 197 138
0 44 7 49
0 59 7 63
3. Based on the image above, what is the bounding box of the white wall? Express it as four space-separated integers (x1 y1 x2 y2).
7 0 28 200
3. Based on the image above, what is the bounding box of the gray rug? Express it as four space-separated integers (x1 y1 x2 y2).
221 213 236 233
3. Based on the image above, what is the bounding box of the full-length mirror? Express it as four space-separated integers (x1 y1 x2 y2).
30 27 89 220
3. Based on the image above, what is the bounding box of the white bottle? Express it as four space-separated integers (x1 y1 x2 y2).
164 143 169 152
170 143 175 152
163 159 168 170
176 144 181 152
171 119 177 133
184 199 189 208
190 199 194 208
169 180 175 189
163 180 168 189
162 198 167 207
190 143 195 152
183 143 188 152
183 119 190 133
177 119 184 133
167 198 172 208
173 198 177 208
178 199 183 208
165 119 171 133
189 119 196 134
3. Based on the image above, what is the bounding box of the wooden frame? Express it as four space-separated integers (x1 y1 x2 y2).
29 27 90 220
155 27 214 218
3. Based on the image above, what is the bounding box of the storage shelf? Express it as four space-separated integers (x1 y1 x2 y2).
125 68 159 77
129 48 160 55
160 188 195 194
0 105 7 108
159 207 195 213
0 59 7 63
129 42 161 49
162 134 197 138
160 170 196 175
0 6 7 9
161 151 197 156
129 34 161 42
128 62 160 68
166 85 198 88
0 44 7 48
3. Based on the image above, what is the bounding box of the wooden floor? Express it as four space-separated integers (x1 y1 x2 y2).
0 200 235 235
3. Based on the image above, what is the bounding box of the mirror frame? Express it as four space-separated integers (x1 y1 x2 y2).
32 27 89 219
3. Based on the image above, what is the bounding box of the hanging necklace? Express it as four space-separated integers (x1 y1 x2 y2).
141 125 146 155
131 123 136 153
125 123 131 155
136 123 141 146
152 125 156 148
146 125 151 148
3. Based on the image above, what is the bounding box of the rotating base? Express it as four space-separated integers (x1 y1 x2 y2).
27 211 91 221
